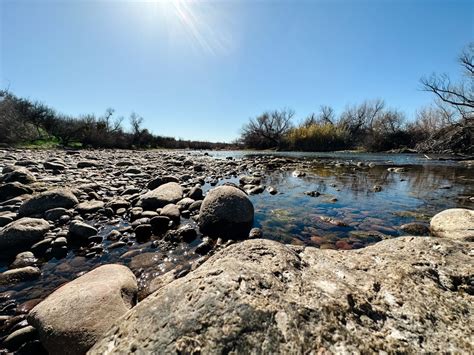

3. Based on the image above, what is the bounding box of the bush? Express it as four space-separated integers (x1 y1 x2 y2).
286 123 350 151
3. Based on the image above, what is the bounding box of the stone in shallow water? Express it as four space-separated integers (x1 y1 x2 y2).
198 185 254 239
90 237 473 354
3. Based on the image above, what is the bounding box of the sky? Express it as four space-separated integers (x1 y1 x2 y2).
1 0 473 142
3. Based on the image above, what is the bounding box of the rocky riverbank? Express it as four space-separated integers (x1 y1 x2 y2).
0 149 473 353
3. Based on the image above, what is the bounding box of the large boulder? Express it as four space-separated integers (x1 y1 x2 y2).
430 208 474 241
198 185 254 239
90 237 472 354
0 218 50 252
18 189 78 217
28 264 137 355
140 182 183 210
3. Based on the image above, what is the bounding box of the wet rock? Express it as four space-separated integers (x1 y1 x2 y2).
199 186 254 239
400 222 430 236
150 216 171 234
249 227 263 239
430 208 474 241
304 190 320 197
177 224 197 243
18 189 78 217
10 251 37 269
195 237 213 255
373 185 382 192
188 186 203 200
140 182 183 210
3 325 38 351
292 170 306 177
68 221 98 241
267 186 277 195
0 266 41 286
90 237 473 354
134 224 152 242
239 176 261 185
0 218 50 252
28 264 138 355
0 182 33 202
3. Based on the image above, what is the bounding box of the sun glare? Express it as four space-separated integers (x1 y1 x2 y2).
148 0 230 55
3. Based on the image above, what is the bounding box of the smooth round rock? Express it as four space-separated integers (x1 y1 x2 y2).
140 182 183 210
430 208 474 241
18 189 78 217
199 186 254 239
0 218 50 252
28 264 138 355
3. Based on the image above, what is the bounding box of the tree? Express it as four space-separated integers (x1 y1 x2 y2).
421 43 474 121
240 109 294 148
339 99 385 136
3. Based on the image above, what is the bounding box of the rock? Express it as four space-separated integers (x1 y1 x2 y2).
140 182 183 210
176 224 197 243
10 251 37 269
44 208 70 221
199 186 254 239
90 237 473 354
0 266 41 286
28 264 137 355
19 189 78 217
430 208 474 241
239 176 261 185
43 161 66 170
176 197 195 210
68 221 98 241
0 182 33 202
0 218 50 252
188 186 203 200
400 222 430 236
1 167 36 184
160 204 181 222
75 200 104 214
3 325 38 351
267 186 277 195
134 224 152 242
150 216 171 234
76 161 98 168
249 227 263 239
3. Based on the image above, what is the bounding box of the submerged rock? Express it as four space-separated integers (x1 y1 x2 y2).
90 237 473 354
430 208 474 241
28 264 137 355
198 185 254 239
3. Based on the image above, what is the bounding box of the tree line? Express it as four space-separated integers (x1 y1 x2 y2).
0 92 233 150
239 43 473 153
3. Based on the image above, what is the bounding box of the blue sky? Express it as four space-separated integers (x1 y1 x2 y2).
1 0 473 142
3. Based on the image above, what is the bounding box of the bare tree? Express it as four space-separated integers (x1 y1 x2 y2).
240 109 294 148
318 105 335 125
339 99 385 135
421 43 474 121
